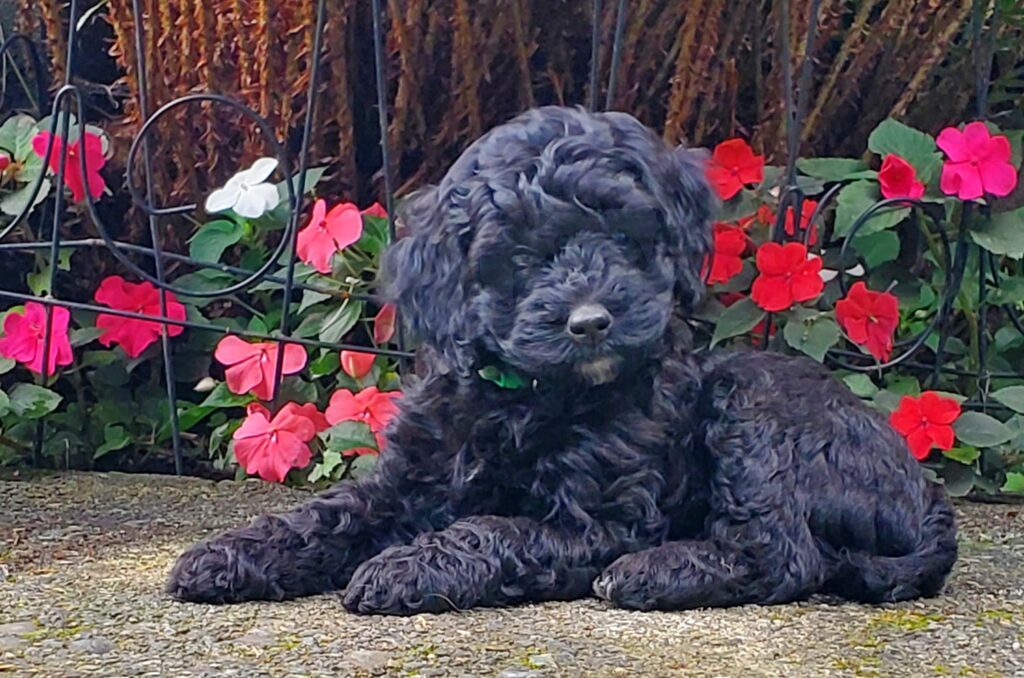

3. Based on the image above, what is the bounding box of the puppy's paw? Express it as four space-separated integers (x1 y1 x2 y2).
343 543 495 615
592 552 659 611
166 536 277 604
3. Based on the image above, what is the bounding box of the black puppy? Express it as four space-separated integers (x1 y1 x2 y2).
167 106 957 613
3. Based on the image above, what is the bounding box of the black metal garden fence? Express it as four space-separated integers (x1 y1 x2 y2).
0 0 1021 477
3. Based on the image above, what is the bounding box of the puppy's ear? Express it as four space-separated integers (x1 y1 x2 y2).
669 145 715 313
382 186 476 375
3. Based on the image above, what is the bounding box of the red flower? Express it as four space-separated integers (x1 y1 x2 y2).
878 154 925 200
283 402 331 433
835 282 900 362
373 303 397 344
889 392 962 461
233 402 318 483
31 130 106 203
704 223 748 285
94 276 187 358
784 199 819 244
937 122 1018 200
340 350 376 379
750 242 824 312
705 139 765 200
296 199 364 274
214 336 308 400
719 292 775 343
0 153 10 174
738 205 775 231
0 302 73 375
326 386 401 453
362 202 388 218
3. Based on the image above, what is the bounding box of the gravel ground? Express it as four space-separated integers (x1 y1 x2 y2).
1 472 1022 677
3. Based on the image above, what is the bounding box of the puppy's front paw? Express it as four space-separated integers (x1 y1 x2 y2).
166 535 279 604
342 543 497 615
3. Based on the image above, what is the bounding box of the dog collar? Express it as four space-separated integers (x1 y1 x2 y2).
477 364 527 389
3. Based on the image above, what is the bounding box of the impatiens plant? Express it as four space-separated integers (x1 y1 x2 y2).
697 117 1024 497
1 109 1022 498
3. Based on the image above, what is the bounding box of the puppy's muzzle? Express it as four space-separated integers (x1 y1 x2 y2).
567 303 612 344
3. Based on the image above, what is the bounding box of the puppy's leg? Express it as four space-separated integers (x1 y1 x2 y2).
166 476 432 603
342 516 618 615
595 415 825 610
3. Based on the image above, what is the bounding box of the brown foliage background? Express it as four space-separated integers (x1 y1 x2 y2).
14 0 1024 207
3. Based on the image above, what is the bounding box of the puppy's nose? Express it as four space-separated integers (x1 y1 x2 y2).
567 304 613 342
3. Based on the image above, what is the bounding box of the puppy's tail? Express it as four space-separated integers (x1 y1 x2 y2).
825 483 958 603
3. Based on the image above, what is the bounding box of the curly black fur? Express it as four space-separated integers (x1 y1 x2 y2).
167 106 957 614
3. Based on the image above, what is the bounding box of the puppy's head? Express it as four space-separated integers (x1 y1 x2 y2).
384 106 712 384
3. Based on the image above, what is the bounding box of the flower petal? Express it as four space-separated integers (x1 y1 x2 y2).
241 157 279 184
205 184 240 213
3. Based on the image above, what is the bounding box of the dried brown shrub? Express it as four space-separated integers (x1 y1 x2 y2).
16 0 1024 207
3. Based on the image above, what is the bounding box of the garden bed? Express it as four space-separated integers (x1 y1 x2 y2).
1 472 1022 677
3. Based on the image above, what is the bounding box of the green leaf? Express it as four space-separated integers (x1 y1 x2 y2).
199 382 253 409
0 389 10 417
1001 472 1024 495
299 289 332 313
0 357 15 375
843 373 879 398
348 454 377 479
324 420 378 453
834 180 910 237
9 384 63 419
0 178 52 217
991 386 1024 414
710 297 766 347
309 349 338 378
941 446 980 464
319 301 362 344
69 327 105 348
94 424 131 459
0 114 42 161
308 450 344 483
867 118 943 184
938 460 975 498
796 158 876 182
851 230 900 268
783 314 840 362
969 208 1024 258
953 411 1014 448
987 278 1024 306
276 166 328 202
189 220 244 263
27 267 51 296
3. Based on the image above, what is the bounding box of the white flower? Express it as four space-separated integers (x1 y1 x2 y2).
204 157 281 219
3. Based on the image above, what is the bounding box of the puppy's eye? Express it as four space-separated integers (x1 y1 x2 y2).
612 232 629 244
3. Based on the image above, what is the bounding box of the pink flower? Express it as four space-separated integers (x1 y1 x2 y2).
296 199 364 274
94 276 187 358
326 386 401 452
233 402 318 483
0 153 10 174
32 130 107 203
340 350 376 379
878 154 925 200
936 122 1018 200
362 202 388 218
0 302 73 376
373 304 397 344
214 336 308 400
